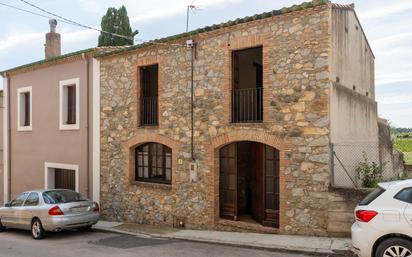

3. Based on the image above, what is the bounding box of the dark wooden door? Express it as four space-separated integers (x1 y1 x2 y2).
54 169 75 191
251 143 264 223
262 146 280 228
219 143 238 220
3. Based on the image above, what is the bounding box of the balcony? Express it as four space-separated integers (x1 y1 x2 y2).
140 96 158 126
232 87 263 123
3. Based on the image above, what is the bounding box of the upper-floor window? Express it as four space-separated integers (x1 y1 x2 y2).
17 86 32 131
140 64 158 126
59 78 79 130
232 46 263 123
135 142 171 184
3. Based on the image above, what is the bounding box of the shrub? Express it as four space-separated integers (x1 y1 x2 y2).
356 153 384 188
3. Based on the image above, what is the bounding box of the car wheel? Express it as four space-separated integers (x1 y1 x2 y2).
79 225 93 232
31 218 45 240
0 220 5 232
376 238 412 257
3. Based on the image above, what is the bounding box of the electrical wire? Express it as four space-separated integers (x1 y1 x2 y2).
0 2 71 25
18 0 135 41
0 0 186 47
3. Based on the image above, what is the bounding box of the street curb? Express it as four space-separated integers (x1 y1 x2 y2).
94 226 341 256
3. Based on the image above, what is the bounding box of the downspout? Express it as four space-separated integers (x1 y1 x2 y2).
188 40 197 161
7 73 11 201
82 53 91 197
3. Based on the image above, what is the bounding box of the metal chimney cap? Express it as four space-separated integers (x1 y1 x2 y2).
49 19 57 33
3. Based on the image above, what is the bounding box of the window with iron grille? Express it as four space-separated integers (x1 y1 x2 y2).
232 46 263 123
135 142 172 184
140 64 158 126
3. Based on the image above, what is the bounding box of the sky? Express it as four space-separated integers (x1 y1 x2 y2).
0 0 411 127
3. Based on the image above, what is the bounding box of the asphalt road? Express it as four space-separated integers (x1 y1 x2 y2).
0 229 327 257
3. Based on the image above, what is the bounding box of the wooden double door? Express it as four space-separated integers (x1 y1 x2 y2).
219 142 279 228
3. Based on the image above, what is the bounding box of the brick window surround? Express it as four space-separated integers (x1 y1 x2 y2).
207 129 292 232
123 131 181 191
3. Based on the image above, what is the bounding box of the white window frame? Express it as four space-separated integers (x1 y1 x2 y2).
59 78 80 130
44 162 79 192
17 86 33 131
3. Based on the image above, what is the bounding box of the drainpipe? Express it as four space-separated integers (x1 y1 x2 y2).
6 73 11 202
187 40 196 161
82 53 91 198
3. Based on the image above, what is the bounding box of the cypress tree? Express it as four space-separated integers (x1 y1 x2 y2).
98 6 138 46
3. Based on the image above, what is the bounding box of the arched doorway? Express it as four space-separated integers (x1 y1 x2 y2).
219 141 279 228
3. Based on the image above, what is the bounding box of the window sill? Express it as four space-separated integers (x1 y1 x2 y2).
131 180 172 190
60 124 80 130
139 124 159 129
17 126 32 132
230 121 264 125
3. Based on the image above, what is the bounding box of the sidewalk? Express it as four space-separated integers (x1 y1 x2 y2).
94 221 351 255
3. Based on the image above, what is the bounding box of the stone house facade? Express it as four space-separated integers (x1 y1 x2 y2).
97 0 376 236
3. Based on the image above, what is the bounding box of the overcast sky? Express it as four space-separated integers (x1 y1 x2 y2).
0 0 411 127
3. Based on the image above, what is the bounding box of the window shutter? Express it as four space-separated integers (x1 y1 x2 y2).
24 92 30 126
67 86 76 124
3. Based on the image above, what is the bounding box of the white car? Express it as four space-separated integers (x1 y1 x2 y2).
352 180 412 257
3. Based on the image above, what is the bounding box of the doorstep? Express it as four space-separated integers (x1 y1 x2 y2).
94 221 351 255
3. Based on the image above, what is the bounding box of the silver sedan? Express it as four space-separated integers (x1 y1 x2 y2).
0 189 100 239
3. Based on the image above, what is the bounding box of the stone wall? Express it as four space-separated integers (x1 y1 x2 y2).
99 5 334 235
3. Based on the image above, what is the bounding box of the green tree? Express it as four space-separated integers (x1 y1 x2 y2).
98 6 138 46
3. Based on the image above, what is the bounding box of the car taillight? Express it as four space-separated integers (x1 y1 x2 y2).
93 202 99 212
356 210 378 222
48 206 64 216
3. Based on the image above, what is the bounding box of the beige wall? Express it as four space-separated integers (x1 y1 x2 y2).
330 83 379 187
5 58 95 201
329 8 379 188
0 92 3 205
331 8 375 99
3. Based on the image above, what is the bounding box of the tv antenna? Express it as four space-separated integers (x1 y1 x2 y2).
186 2 202 32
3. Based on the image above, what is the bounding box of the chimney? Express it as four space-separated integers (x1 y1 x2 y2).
44 19 61 59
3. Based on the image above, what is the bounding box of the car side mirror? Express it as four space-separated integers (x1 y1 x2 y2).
4 202 11 207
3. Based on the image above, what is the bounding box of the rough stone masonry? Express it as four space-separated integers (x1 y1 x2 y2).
98 2 349 236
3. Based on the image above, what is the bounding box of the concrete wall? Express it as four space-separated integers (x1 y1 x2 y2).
330 83 379 187
330 83 378 144
328 188 370 236
4 58 95 201
331 7 375 99
378 118 404 179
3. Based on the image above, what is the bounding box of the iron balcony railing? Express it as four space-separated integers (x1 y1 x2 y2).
232 87 263 123
141 96 158 126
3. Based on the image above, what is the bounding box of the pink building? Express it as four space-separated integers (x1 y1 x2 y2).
0 20 121 205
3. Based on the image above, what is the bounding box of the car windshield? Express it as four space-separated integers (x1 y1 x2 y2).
359 186 385 206
43 190 88 204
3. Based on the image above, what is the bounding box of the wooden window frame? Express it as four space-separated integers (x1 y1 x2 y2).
44 162 79 192
17 86 32 131
135 142 172 184
59 78 80 130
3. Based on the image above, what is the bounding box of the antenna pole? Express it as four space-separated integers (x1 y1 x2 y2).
186 5 190 32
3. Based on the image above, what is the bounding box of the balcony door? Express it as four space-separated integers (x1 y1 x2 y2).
232 47 263 123
140 64 158 126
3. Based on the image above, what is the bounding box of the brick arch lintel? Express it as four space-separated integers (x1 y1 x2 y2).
210 130 292 152
124 131 181 150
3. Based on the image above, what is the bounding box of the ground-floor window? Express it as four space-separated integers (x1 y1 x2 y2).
44 162 79 192
135 142 172 184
